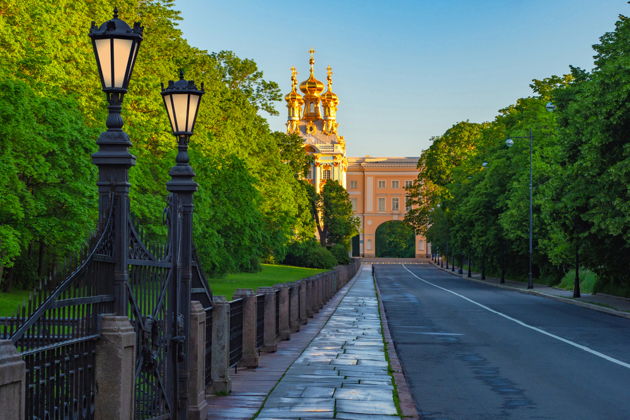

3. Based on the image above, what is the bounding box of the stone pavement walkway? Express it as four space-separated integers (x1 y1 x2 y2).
206 275 356 420
256 265 398 419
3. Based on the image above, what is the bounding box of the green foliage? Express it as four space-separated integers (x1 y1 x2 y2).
375 221 415 258
283 240 337 269
409 14 630 293
328 243 351 265
0 0 315 287
320 180 360 247
0 78 97 289
558 269 598 294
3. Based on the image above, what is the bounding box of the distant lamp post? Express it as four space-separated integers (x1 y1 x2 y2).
505 128 534 289
89 9 143 316
161 71 204 418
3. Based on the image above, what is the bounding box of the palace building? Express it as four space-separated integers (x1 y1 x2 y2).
285 51 429 258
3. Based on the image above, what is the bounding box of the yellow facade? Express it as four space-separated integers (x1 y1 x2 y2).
285 51 429 258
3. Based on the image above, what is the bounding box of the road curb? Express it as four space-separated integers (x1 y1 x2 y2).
429 262 630 320
373 268 420 419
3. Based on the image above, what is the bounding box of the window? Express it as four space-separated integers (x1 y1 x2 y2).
418 240 425 251
350 180 358 189
307 167 313 179
392 197 400 212
367 239 372 250
378 198 386 212
350 198 357 211
323 169 331 180
405 180 413 188
392 180 399 189
405 195 411 211
378 180 386 189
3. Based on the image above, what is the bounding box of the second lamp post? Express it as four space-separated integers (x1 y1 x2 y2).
161 71 204 419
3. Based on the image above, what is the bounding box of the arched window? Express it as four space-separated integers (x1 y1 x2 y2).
323 169 331 180
310 103 315 113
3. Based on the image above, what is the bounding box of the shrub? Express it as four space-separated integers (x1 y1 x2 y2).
329 243 351 265
283 240 336 269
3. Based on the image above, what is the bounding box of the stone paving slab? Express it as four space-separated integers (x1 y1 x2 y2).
256 266 400 419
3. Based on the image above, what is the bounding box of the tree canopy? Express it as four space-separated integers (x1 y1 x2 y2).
406 14 630 295
0 0 318 287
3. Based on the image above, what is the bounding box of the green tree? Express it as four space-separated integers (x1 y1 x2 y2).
375 221 415 258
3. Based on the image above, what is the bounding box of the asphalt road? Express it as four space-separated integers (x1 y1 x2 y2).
375 264 630 420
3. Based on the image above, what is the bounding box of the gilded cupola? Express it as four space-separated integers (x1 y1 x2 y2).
300 49 324 119
321 66 339 134
285 67 304 134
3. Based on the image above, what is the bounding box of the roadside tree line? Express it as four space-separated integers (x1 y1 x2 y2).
405 15 629 296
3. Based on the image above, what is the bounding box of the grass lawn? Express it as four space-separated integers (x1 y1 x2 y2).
557 269 597 294
209 264 328 299
0 264 328 316
0 289 31 317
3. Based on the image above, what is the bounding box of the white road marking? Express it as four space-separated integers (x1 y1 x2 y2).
401 265 630 370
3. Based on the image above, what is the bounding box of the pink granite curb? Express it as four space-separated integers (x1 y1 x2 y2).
373 275 420 419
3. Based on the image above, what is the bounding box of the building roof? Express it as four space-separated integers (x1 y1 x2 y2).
347 156 419 168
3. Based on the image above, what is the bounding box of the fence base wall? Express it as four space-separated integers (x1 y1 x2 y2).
0 340 25 420
95 315 136 420
188 302 209 420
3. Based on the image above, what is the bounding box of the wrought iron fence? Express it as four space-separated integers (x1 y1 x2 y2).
228 299 243 367
256 294 265 348
0 207 116 420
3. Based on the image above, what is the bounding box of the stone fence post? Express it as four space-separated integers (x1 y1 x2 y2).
306 279 315 318
0 340 25 420
210 297 231 394
277 284 290 341
232 289 259 368
95 315 135 420
257 287 278 352
188 302 208 420
299 280 308 325
289 284 300 333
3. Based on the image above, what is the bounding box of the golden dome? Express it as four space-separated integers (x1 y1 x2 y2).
321 66 339 106
285 67 304 103
299 49 325 96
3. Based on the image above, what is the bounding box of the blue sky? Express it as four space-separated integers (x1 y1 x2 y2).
173 0 627 157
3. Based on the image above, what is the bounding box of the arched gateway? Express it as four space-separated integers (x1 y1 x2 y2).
284 50 430 258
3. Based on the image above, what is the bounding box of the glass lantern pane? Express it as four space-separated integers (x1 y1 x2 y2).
126 42 139 86
171 93 189 133
164 95 177 133
94 39 112 88
112 38 133 88
186 95 200 132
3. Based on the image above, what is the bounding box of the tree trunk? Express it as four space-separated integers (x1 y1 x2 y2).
573 248 581 298
500 267 506 284
458 255 464 274
467 255 472 278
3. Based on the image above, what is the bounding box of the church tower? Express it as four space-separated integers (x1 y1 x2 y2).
285 50 347 192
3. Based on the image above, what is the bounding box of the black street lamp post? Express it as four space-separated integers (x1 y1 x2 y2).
505 128 534 289
161 71 204 419
89 8 143 315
